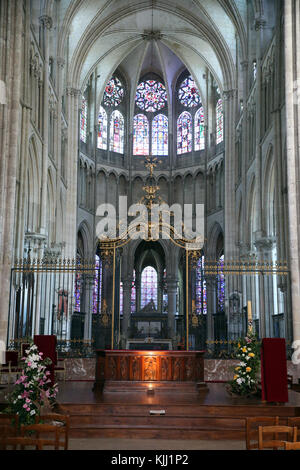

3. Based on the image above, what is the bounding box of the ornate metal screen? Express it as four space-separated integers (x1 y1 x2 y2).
7 256 292 359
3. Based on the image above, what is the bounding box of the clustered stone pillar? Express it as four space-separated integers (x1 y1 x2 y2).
39 14 52 237
167 279 178 340
285 0 300 342
0 1 23 350
122 278 133 344
223 89 238 260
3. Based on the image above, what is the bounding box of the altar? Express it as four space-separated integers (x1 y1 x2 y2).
93 349 206 392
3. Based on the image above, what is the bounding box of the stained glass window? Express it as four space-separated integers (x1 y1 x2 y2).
131 270 136 314
133 114 149 155
152 114 168 155
194 107 205 151
109 110 124 154
74 257 82 312
80 96 87 143
195 256 207 315
97 105 107 150
120 281 123 316
141 266 157 309
217 254 225 311
177 111 192 155
92 255 102 314
178 76 201 108
216 98 224 144
135 80 167 112
103 77 124 107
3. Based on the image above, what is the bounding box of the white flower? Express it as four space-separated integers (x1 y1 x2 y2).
30 410 36 416
237 378 242 385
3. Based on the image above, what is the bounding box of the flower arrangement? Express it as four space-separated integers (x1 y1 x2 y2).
4 343 58 426
227 331 261 397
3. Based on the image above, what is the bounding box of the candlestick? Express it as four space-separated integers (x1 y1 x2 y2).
247 300 252 320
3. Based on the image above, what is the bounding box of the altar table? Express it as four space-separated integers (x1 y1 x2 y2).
93 350 206 392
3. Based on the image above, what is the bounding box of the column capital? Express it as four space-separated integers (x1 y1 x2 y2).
66 87 82 97
39 15 53 30
254 17 266 31
240 60 248 71
167 279 178 291
223 89 237 101
254 236 276 252
122 278 133 290
57 57 66 69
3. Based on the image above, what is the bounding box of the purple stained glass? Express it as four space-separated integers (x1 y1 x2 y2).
152 114 168 155
74 257 82 312
195 256 207 315
92 255 102 314
120 281 123 316
131 270 136 313
135 80 167 113
97 105 107 150
109 110 124 154
103 77 124 107
80 96 87 143
194 106 205 151
216 98 224 144
133 114 149 155
217 254 225 311
141 266 157 309
178 76 201 108
177 111 192 155
74 272 81 312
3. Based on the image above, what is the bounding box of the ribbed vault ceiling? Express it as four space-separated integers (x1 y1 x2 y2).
58 0 249 103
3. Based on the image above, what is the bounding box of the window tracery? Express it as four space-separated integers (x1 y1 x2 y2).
97 105 107 150
103 77 124 107
109 110 124 154
135 80 167 112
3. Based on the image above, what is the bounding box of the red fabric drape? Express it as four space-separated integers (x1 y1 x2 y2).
34 335 57 386
261 338 288 403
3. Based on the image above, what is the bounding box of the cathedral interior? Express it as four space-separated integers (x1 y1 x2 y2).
0 0 300 371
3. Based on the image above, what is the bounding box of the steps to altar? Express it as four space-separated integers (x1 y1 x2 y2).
56 382 300 440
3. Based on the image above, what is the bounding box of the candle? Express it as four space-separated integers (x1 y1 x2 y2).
247 301 252 320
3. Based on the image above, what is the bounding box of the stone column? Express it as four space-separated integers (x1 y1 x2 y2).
254 237 276 338
240 60 249 254
206 278 216 342
83 274 94 340
167 279 178 340
223 89 238 259
65 87 81 257
55 57 65 240
122 278 132 340
0 1 24 348
39 15 52 236
253 17 266 244
285 0 300 342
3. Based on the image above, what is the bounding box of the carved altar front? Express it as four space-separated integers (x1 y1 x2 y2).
94 350 206 392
